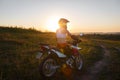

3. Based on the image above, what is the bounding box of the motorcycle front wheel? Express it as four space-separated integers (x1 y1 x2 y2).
75 53 83 70
39 55 58 77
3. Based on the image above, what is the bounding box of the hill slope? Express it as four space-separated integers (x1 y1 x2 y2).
0 27 120 80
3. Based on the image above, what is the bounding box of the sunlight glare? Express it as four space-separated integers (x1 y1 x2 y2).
46 16 60 32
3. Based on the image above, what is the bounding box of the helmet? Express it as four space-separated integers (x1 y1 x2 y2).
58 18 69 24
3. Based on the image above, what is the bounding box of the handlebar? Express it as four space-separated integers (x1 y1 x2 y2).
71 35 82 43
66 39 82 46
71 35 79 40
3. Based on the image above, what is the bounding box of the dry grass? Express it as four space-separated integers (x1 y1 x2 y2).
0 27 120 80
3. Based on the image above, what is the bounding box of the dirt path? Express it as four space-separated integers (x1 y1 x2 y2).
73 45 110 80
114 47 120 52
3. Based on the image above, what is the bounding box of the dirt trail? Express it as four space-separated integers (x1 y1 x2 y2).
114 47 120 52
73 45 110 80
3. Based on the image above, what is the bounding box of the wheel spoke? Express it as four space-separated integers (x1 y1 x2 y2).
75 55 83 70
42 58 57 77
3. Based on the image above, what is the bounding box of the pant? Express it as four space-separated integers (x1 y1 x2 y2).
57 43 72 57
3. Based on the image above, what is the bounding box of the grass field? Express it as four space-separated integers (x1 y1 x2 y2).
0 27 120 80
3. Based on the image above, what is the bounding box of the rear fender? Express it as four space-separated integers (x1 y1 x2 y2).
40 45 50 51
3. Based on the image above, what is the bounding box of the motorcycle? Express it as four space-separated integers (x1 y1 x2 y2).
36 35 83 77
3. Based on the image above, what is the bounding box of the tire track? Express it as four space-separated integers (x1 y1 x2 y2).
74 45 110 80
114 47 120 52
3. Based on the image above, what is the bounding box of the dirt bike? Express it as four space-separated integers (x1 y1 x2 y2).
36 36 83 77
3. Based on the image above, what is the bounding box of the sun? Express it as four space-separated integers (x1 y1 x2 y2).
46 16 59 32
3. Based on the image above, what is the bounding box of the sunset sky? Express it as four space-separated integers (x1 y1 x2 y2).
0 0 120 32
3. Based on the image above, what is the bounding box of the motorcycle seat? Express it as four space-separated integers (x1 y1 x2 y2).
51 47 62 52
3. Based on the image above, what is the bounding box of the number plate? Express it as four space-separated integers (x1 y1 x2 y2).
36 52 43 59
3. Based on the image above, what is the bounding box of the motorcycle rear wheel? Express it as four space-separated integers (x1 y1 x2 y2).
39 55 58 77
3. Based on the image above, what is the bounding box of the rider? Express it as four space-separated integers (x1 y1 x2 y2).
56 18 78 55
